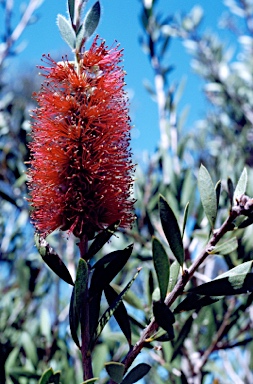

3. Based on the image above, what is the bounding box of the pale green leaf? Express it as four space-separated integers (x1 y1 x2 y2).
198 164 217 227
57 14 76 49
209 237 238 255
234 168 248 204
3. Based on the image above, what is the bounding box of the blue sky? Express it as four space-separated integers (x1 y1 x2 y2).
2 0 231 156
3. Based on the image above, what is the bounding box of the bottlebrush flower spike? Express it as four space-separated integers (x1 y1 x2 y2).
28 36 135 239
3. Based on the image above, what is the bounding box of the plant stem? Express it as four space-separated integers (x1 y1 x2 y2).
122 204 242 373
78 235 93 380
194 297 235 374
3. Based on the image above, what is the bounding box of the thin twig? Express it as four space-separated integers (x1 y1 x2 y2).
194 297 236 374
121 201 244 373
1 0 42 66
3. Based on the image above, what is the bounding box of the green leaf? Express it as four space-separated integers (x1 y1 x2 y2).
227 178 234 207
35 234 74 286
153 301 175 339
191 273 253 296
87 220 120 259
92 270 140 346
104 285 131 346
105 362 125 383
111 283 143 310
238 216 253 229
209 237 238 255
50 372 60 384
81 379 99 384
215 180 221 209
152 237 170 301
69 259 88 347
121 363 151 384
38 368 54 384
182 202 189 237
56 14 76 49
67 0 75 24
159 195 184 266
91 249 120 270
174 293 220 313
89 289 102 341
89 245 133 297
227 177 234 206
149 328 172 342
198 164 217 228
8 368 40 380
5 347 19 373
215 260 253 279
40 307 52 343
234 168 248 204
74 259 88 320
69 287 81 348
168 260 180 292
20 332 38 366
83 1 101 39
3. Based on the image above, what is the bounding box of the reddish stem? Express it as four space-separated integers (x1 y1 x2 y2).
78 235 93 380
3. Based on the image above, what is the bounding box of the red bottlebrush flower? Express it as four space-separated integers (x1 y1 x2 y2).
28 36 135 239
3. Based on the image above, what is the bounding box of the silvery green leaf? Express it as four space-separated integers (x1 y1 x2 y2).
234 168 248 204
198 164 217 228
57 14 76 49
83 1 101 40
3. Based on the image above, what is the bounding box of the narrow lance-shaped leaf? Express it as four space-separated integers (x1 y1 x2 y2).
174 293 220 313
227 178 234 207
191 273 253 296
89 289 103 341
159 195 184 266
89 244 133 297
168 260 180 292
209 237 238 255
91 270 141 347
152 237 170 301
105 362 125 384
148 328 171 342
110 283 143 310
215 260 253 279
67 0 75 25
147 269 154 306
81 379 99 384
74 259 88 320
215 180 221 209
7 370 37 381
91 248 122 270
83 1 101 40
153 301 175 340
121 363 151 384
238 216 253 229
38 368 54 384
234 167 248 204
182 201 189 238
104 284 131 346
56 14 76 49
20 332 38 366
198 164 217 228
50 372 60 384
69 287 81 348
9 369 40 380
87 220 120 259
35 234 74 286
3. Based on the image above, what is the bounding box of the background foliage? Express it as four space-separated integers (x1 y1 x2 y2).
1 0 253 383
